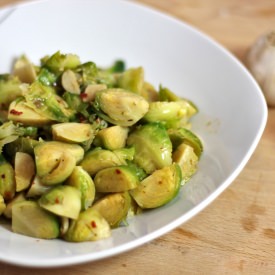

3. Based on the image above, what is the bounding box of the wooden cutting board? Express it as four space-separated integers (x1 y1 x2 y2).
0 0 275 274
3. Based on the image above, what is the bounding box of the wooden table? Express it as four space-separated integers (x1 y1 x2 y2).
1 0 275 274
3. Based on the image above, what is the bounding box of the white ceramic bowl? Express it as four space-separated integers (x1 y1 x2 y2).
0 0 267 267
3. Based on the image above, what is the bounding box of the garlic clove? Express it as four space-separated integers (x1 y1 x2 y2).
246 31 275 107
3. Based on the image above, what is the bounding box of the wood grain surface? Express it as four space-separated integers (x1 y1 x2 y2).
0 0 275 274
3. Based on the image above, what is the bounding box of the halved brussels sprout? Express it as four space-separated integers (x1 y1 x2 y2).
127 123 172 174
13 55 37 84
14 152 35 192
93 88 149 126
93 125 129 150
23 82 75 122
92 192 131 228
43 51 81 75
80 148 125 176
26 175 52 198
12 200 59 239
3 192 26 219
143 101 193 125
8 98 52 126
4 137 39 159
141 82 158 102
0 194 6 216
168 127 203 158
130 163 182 209
40 151 76 185
117 67 144 94
0 75 22 108
0 155 15 201
113 147 135 163
34 141 84 178
39 185 81 219
172 143 198 184
66 166 95 210
94 165 139 193
52 122 95 144
63 208 111 242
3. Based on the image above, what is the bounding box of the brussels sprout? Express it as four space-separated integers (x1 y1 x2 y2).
143 101 193 126
0 155 15 201
39 185 81 219
92 192 131 228
113 147 135 163
3 192 26 219
93 89 149 126
13 55 37 83
37 68 57 86
12 201 59 239
23 82 75 122
106 60 125 73
141 82 158 102
62 92 89 118
40 151 76 185
127 123 172 174
61 70 80 94
8 98 53 126
93 126 129 150
80 148 125 176
0 121 25 153
0 75 22 108
94 165 139 193
34 141 83 185
26 175 52 198
0 194 6 216
172 143 198 184
76 61 98 85
66 166 95 210
4 137 39 159
130 163 182 209
63 208 110 242
168 128 203 158
34 141 84 178
14 152 35 192
43 51 81 75
158 86 198 118
117 67 144 94
52 122 95 144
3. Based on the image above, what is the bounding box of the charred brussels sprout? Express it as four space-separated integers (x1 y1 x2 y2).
130 163 182 209
127 123 172 174
93 89 149 126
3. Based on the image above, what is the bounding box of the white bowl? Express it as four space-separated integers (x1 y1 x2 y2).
0 0 267 267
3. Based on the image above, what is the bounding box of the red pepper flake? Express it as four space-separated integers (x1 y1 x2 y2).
55 197 60 204
91 220 97 228
115 169 121 174
10 109 23 116
1 174 5 179
80 93 88 100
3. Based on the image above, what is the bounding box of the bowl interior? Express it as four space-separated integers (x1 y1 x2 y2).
0 0 267 267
